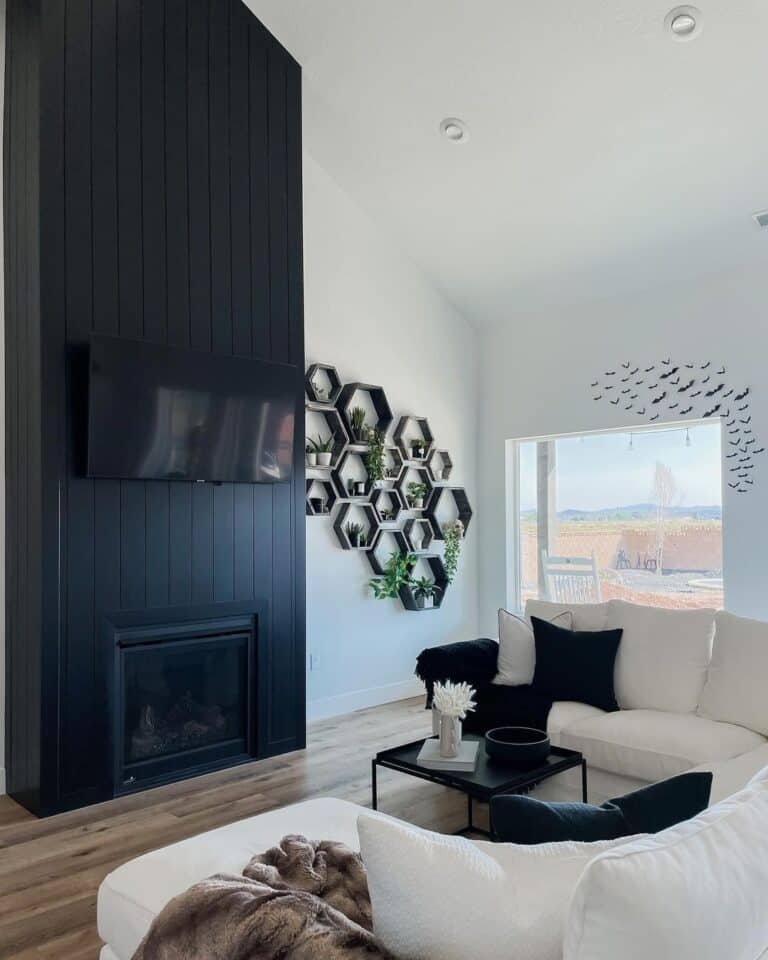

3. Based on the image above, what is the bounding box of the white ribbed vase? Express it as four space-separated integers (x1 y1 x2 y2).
438 714 462 759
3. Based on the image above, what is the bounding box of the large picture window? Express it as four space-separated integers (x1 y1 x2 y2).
510 421 723 611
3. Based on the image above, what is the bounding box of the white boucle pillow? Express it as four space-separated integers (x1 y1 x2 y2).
698 611 768 736
358 813 638 960
526 599 610 633
494 607 572 686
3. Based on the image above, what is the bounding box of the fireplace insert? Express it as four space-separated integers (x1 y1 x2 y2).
112 614 257 794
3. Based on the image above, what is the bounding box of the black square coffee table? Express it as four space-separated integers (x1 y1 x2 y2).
371 734 587 838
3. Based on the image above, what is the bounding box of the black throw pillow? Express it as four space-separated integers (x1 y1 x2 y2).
530 616 622 711
491 771 713 844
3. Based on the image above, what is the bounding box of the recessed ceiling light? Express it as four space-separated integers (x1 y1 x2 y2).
439 118 469 144
665 6 703 41
752 210 768 229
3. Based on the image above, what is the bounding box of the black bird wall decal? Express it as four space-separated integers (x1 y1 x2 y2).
605 371 616 377
717 366 726 375
726 452 738 459
754 448 766 455
690 390 701 398
630 367 639 376
660 367 679 380
622 362 631 369
723 389 734 399
645 366 656 373
649 383 659 390
741 416 752 425
649 413 659 421
704 404 721 417
685 363 695 369
679 406 693 415
701 362 711 370
591 380 599 388
610 397 620 405
662 358 672 365
702 375 711 384
637 407 646 416
738 404 749 412
735 388 750 401
705 383 724 397
678 380 695 393
652 391 667 404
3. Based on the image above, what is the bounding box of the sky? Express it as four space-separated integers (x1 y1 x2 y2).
518 421 722 513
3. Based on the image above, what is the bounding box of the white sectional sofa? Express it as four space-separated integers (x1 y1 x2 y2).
522 602 768 805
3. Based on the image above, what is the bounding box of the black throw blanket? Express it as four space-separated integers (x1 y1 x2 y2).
415 639 554 734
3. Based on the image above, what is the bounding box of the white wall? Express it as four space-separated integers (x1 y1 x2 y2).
0 0 6 794
304 153 480 720
478 260 768 636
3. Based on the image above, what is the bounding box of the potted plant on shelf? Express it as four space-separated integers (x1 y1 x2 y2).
412 576 441 610
380 507 395 522
366 427 386 488
350 407 368 444
312 435 334 467
386 466 400 480
306 444 317 467
309 496 324 514
407 481 428 509
410 438 426 460
345 521 365 548
369 552 418 599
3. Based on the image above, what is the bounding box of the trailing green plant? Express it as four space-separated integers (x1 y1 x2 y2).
311 434 334 453
369 552 417 600
443 519 465 584
365 427 386 484
412 576 441 601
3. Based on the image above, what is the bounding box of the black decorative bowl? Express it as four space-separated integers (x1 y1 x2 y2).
484 727 551 769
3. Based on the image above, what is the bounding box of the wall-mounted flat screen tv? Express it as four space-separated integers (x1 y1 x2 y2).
87 335 296 483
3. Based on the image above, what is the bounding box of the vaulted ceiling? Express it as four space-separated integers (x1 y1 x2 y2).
248 1 768 323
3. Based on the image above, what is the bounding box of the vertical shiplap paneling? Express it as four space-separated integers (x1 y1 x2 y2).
146 483 171 607
233 483 255 600
165 0 190 348
269 482 294 745
267 49 290 364
141 0 168 344
230 1 252 358
248 31 270 360
117 0 144 339
187 0 212 351
63 0 96 796
213 483 235 602
168 482 193 606
120 482 147 609
191 481 214 602
209 0 232 355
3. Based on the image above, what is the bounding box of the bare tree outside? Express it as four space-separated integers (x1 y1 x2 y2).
652 461 678 572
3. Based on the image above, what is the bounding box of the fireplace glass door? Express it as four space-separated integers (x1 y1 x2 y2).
118 631 251 791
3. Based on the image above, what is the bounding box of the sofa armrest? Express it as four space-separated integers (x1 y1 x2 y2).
415 638 499 706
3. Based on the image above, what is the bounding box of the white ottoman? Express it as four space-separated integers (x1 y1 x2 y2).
97 796 368 960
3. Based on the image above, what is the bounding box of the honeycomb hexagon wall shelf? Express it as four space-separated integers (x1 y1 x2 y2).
426 486 473 540
337 382 394 442
305 363 343 405
394 416 435 462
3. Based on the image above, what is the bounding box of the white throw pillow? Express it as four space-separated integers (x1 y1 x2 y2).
358 812 637 960
564 772 768 960
697 611 768 736
526 599 610 633
608 600 715 713
494 607 572 686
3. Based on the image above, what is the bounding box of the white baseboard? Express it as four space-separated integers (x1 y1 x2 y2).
308 677 425 723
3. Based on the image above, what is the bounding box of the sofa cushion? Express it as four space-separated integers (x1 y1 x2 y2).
698 610 768 736
547 701 607 747
490 772 712 844
560 709 765 783
526 598 610 632
563 768 768 960
494 607 571 686
531 617 622 711
608 599 715 713
688 743 768 805
98 798 366 960
358 812 639 960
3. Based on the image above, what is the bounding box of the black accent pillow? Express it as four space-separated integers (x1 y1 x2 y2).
491 771 713 844
530 616 622 711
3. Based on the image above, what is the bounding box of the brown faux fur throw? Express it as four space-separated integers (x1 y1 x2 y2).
132 834 394 960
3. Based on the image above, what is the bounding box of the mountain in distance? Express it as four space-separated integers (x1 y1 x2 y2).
521 503 722 522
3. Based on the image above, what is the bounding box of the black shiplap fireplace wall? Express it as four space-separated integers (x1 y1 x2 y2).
4 0 306 815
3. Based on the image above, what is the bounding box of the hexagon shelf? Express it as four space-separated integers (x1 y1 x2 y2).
383 445 406 483
426 486 473 540
306 402 349 471
366 530 410 576
403 517 434 553
396 465 434 511
394 416 435 463
337 382 394 443
426 448 453 484
370 487 405 525
305 363 343 405
399 554 449 611
332 449 374 501
306 479 338 517
333 502 379 551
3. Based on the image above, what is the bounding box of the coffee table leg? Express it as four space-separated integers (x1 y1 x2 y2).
581 759 588 803
371 760 378 810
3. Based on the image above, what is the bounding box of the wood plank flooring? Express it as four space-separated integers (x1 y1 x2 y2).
0 698 477 959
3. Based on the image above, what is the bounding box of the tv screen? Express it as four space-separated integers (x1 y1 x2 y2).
87 336 296 483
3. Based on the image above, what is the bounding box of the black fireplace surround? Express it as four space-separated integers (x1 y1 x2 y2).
4 0 306 816
110 609 260 795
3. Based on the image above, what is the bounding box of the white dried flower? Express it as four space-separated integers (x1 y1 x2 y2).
432 680 477 720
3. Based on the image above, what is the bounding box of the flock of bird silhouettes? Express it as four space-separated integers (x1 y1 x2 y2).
591 360 762 494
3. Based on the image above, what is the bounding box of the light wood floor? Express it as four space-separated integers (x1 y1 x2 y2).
0 697 477 960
